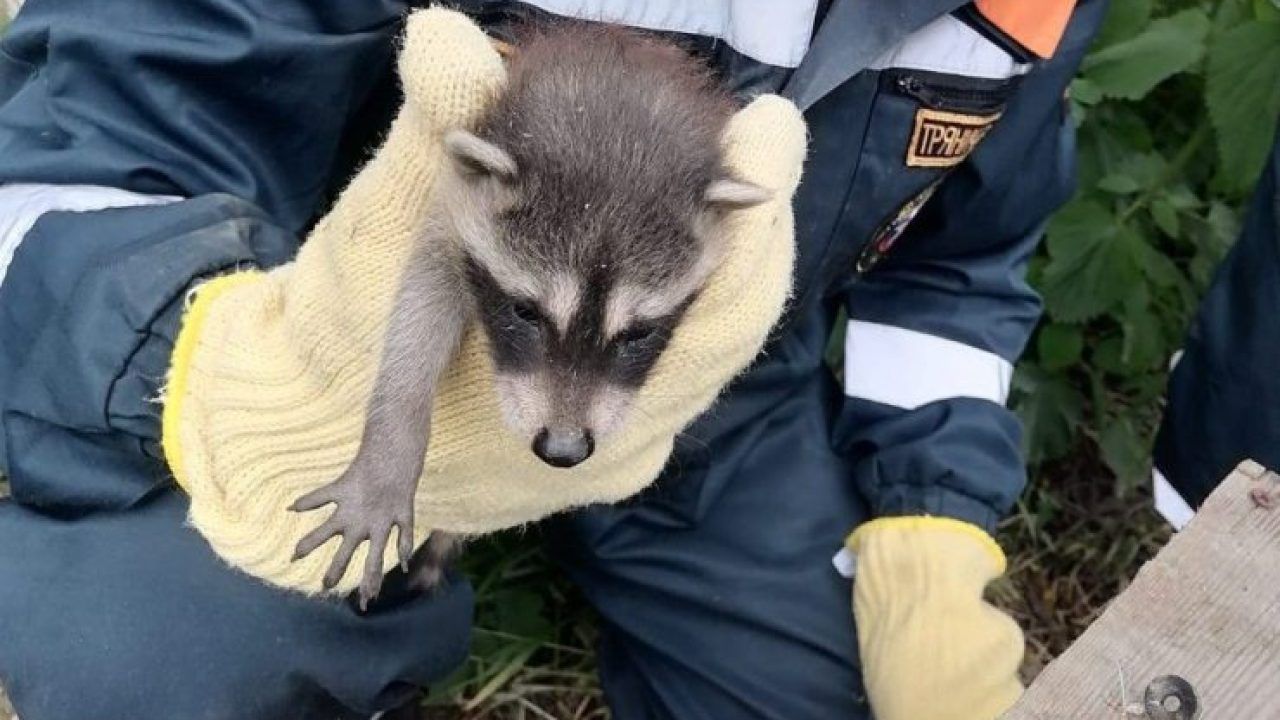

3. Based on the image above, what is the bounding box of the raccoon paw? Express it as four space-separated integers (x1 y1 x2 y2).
290 464 417 609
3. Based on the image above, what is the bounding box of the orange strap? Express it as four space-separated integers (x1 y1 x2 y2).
975 0 1078 58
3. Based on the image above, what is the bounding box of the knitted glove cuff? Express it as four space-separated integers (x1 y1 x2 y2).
847 516 1007 571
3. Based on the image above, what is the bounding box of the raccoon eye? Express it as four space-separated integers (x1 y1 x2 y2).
510 301 543 328
616 324 661 350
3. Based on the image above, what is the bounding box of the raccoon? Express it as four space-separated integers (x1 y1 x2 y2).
291 21 770 607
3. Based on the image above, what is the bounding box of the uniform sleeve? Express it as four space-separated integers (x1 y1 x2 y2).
0 0 406 234
0 0 404 502
832 7 1101 533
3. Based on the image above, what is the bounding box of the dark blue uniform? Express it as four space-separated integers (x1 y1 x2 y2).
1154 131 1280 514
0 1 1106 718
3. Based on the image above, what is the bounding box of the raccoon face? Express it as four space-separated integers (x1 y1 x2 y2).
443 130 767 468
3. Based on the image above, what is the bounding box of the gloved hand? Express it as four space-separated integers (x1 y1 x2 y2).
161 8 807 595
847 517 1024 720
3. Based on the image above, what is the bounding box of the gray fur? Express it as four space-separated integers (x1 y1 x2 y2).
292 21 768 606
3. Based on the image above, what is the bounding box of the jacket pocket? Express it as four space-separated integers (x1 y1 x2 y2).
817 67 1021 287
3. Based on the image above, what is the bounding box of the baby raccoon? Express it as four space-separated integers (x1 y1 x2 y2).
291 21 770 607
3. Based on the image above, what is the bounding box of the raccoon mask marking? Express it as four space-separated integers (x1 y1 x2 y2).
441 22 769 467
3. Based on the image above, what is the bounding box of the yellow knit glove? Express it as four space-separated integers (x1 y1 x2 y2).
847 518 1024 720
161 8 806 595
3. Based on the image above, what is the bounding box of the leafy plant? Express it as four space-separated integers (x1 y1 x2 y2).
1013 0 1280 496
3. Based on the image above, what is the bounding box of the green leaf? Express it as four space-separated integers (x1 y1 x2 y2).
1164 184 1200 211
1097 173 1141 194
1041 202 1143 322
1206 19 1280 195
1256 0 1280 23
1038 323 1084 372
1076 109 1155 189
1012 365 1086 464
1150 198 1180 237
1213 0 1256 36
1119 287 1165 370
1070 77 1104 106
1187 201 1241 286
1092 336 1127 375
1098 417 1151 496
1082 8 1211 100
1044 200 1116 263
1129 229 1185 289
1096 0 1153 48
1205 201 1241 247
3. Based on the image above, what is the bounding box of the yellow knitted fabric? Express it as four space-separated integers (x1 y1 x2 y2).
846 518 1024 720
161 8 807 596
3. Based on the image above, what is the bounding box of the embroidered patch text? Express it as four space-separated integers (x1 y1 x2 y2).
906 109 1002 168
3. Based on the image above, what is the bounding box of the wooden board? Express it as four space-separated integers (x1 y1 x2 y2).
1004 460 1280 719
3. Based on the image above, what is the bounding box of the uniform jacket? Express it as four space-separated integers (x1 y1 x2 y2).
0 0 1105 549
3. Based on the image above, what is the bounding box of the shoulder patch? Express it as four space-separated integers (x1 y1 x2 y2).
906 108 1001 168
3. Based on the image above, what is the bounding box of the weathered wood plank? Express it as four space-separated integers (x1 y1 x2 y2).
1004 460 1280 719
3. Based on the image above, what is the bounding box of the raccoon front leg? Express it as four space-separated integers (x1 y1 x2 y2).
291 244 469 609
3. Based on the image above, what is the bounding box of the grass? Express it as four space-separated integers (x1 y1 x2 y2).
423 532 607 719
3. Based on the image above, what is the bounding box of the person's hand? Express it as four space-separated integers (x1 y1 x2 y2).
161 7 808 596
847 517 1024 720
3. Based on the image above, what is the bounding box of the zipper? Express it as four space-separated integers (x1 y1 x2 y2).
888 69 1018 114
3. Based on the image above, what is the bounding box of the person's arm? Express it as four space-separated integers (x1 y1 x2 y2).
837 3 1103 535
833 3 1107 718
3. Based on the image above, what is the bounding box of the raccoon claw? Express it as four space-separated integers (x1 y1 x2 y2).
290 466 417 606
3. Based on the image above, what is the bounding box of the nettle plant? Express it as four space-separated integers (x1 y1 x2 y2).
1014 0 1280 494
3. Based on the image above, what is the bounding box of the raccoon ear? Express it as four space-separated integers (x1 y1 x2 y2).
704 179 771 211
444 129 518 181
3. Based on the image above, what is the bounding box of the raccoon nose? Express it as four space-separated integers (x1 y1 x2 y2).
532 428 595 468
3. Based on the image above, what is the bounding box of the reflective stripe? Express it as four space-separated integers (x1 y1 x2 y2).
0 183 179 288
1153 467 1194 531
520 0 820 68
868 14 1030 80
843 320 1013 410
